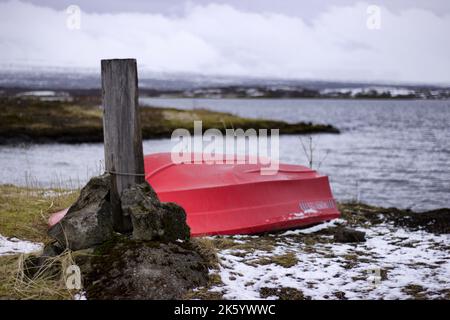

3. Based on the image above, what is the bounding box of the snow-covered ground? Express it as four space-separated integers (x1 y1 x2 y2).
0 234 42 256
207 220 450 300
1 218 448 300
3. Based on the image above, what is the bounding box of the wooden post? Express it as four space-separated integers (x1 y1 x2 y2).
101 59 145 233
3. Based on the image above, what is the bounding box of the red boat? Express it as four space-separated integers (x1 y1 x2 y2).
49 153 340 236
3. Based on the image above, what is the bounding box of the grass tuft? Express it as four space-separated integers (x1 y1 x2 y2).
0 184 79 243
0 250 80 300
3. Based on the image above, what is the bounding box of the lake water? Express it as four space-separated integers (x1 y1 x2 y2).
1 98 449 211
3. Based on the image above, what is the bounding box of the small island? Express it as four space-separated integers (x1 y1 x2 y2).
0 96 339 144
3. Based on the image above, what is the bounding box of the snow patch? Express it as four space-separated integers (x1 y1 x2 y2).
0 234 42 256
74 291 87 300
209 221 450 300
281 219 345 236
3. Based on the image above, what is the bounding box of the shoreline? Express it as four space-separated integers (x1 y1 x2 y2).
2 85 450 100
0 96 339 145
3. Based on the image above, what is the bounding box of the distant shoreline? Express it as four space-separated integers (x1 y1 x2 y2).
2 84 450 101
0 96 339 145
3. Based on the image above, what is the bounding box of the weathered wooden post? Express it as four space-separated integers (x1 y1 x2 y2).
101 59 145 233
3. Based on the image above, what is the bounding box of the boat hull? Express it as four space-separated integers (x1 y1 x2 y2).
144 153 340 236
48 153 340 236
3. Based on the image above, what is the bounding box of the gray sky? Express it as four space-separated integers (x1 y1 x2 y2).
1 0 449 84
13 0 450 17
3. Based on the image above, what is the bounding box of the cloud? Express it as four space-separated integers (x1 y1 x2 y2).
0 0 449 84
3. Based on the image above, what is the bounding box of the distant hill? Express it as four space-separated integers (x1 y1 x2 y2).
0 68 449 99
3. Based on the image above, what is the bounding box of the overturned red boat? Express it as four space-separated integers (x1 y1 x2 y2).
49 153 340 236
143 153 339 236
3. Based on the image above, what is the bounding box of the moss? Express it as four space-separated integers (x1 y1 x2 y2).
249 252 298 268
439 289 450 300
342 254 358 261
337 202 384 226
181 240 224 300
190 237 220 269
333 291 347 300
83 237 211 299
339 202 450 234
183 270 225 300
247 257 272 267
271 252 298 268
91 233 131 256
402 284 428 300
184 288 224 300
208 273 223 286
0 185 79 242
229 251 248 258
232 241 276 252
210 235 276 253
259 286 309 300
209 237 237 250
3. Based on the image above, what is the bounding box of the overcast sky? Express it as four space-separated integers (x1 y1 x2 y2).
1 0 449 84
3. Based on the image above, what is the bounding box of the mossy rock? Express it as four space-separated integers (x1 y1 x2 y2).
82 238 209 299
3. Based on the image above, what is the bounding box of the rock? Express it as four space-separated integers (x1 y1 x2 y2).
389 208 450 234
121 182 190 242
72 248 97 277
334 228 366 243
48 174 114 251
21 242 64 279
42 242 65 257
340 203 450 235
83 239 208 299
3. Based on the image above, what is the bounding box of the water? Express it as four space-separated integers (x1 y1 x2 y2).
1 98 449 211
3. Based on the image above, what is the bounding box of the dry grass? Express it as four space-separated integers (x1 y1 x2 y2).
0 184 79 243
3 184 445 300
0 251 79 300
0 183 81 300
190 237 220 269
248 252 299 268
209 235 277 252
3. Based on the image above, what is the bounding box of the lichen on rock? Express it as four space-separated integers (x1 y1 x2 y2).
48 174 114 251
82 238 209 299
121 182 190 242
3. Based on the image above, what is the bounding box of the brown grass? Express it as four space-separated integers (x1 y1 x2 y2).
0 251 78 300
0 184 79 243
